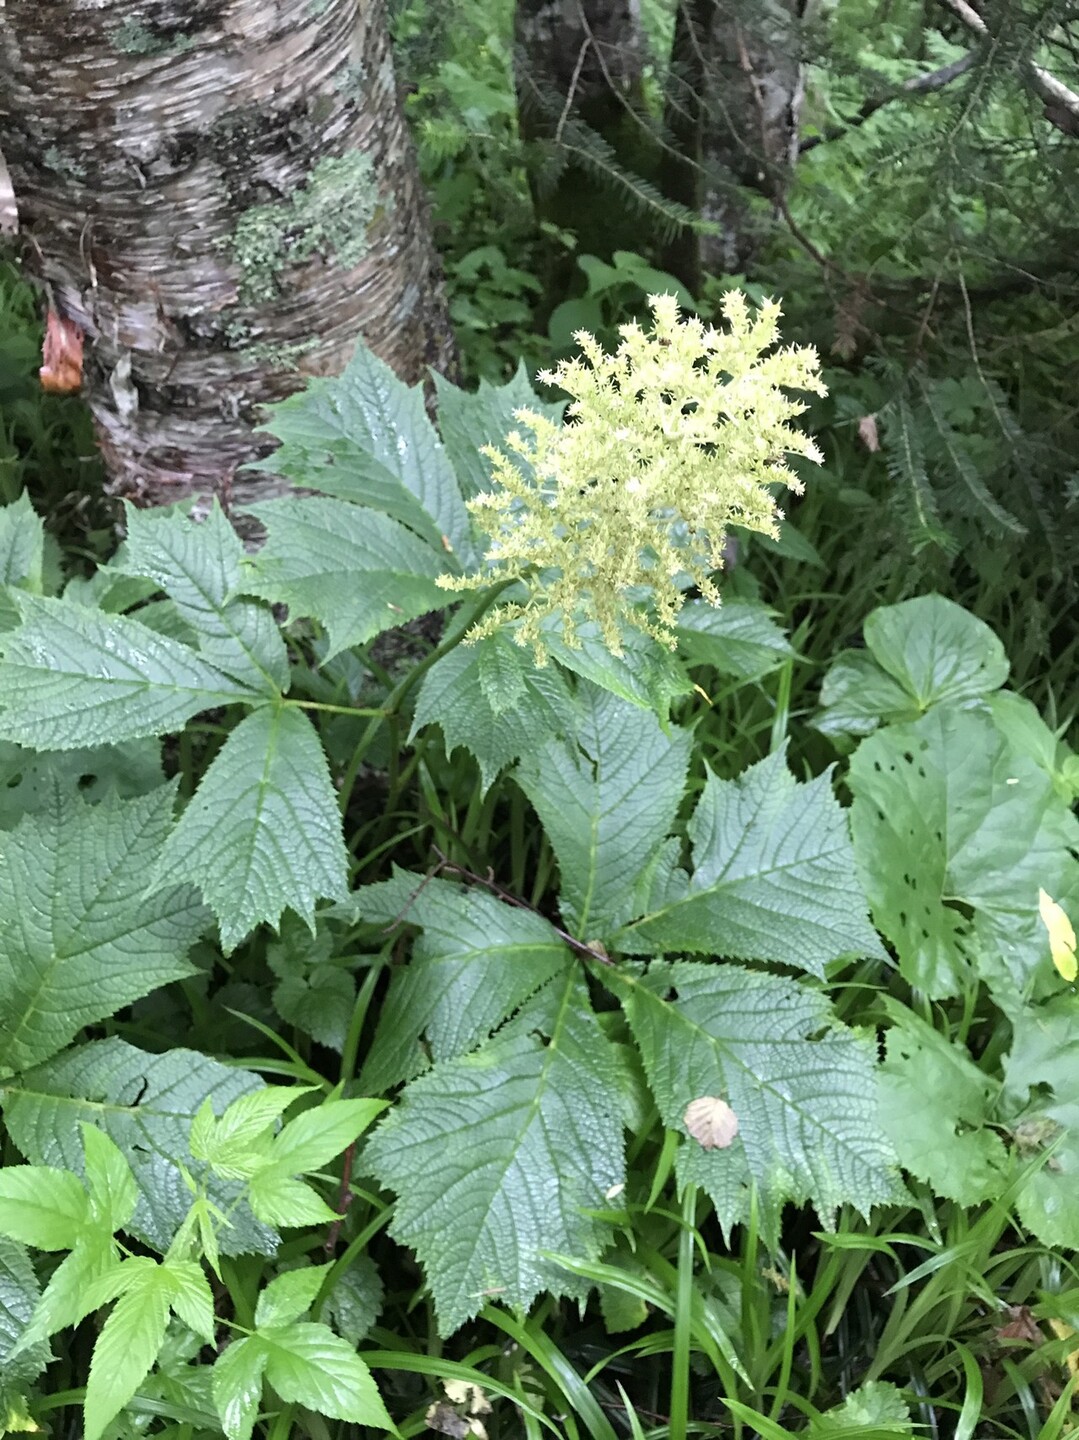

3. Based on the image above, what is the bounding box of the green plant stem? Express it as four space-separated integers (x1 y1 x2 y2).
337 579 517 817
769 659 793 752
669 1183 696 1440
285 698 388 718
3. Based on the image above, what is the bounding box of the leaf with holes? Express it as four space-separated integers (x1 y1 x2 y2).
849 706 1079 1005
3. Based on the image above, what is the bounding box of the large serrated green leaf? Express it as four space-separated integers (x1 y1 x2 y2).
675 599 795 679
0 1237 50 1391
0 595 258 748
115 501 288 695
365 970 625 1334
0 786 205 1072
357 869 573 1091
538 614 692 714
848 706 1079 1004
155 707 348 953
617 749 884 974
240 497 448 657
432 364 564 501
411 632 574 789
615 961 904 1234
516 684 692 939
253 342 475 566
1 1039 275 1256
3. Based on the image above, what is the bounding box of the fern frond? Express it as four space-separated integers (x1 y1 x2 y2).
881 395 957 554
915 374 1027 537
556 117 714 239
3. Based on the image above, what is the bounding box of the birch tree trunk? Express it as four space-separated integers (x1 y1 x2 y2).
0 0 455 508
664 0 809 290
515 0 655 261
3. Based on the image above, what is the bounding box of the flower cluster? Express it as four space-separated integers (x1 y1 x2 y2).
441 292 826 659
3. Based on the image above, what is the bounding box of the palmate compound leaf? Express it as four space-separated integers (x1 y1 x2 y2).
0 594 259 749
82 1258 211 1440
515 682 692 939
0 784 206 1073
240 497 450 658
615 748 885 975
411 630 575 789
612 961 904 1236
115 501 288 695
0 1038 276 1256
848 705 1079 1007
364 970 625 1334
213 1323 392 1440
675 598 796 680
250 340 475 566
355 868 573 1091
154 706 348 953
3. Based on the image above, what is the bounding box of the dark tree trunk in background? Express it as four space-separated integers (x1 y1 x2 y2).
515 0 657 266
664 0 809 291
0 0 455 509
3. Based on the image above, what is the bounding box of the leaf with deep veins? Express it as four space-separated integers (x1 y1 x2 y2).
155 707 347 952
0 786 205 1072
516 683 692 939
0 595 258 748
617 749 884 974
613 961 904 1235
241 497 448 657
365 971 625 1333
116 501 288 695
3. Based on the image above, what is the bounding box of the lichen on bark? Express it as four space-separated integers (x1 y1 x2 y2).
227 151 382 306
0 0 456 508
